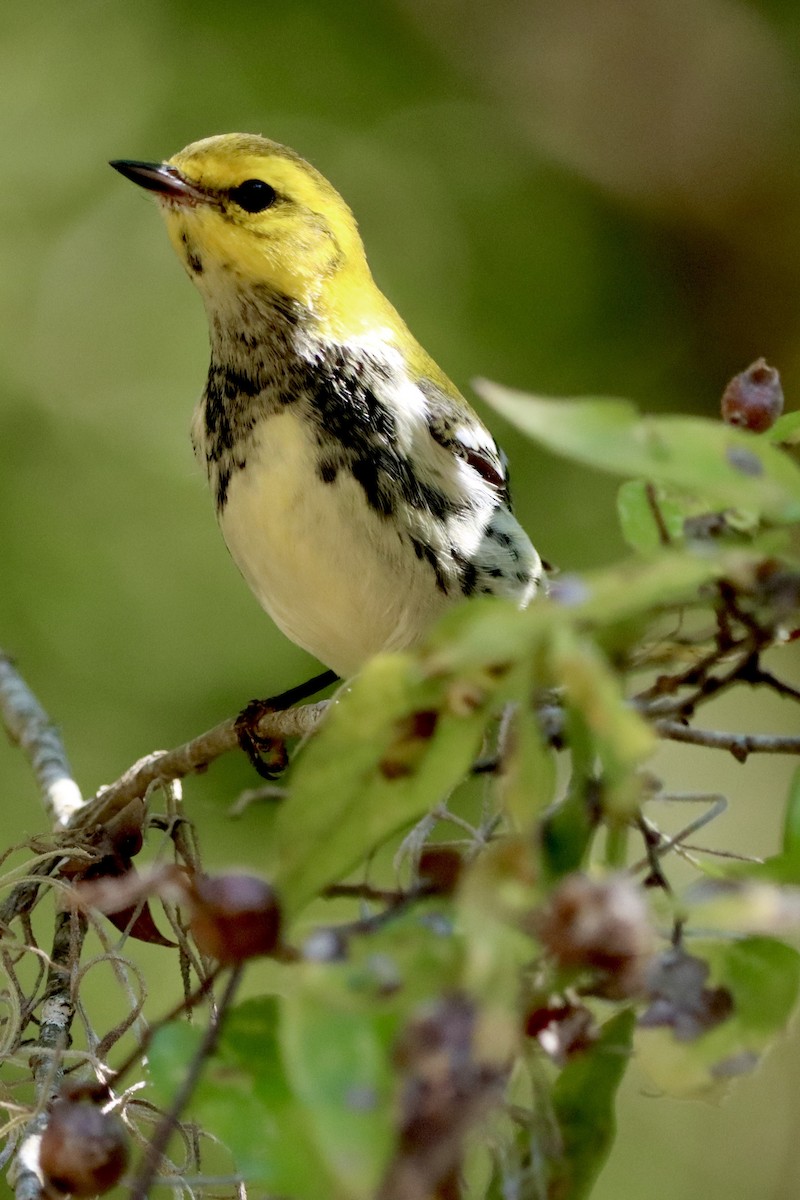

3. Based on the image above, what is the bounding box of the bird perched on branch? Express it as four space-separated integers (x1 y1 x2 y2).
111 134 542 680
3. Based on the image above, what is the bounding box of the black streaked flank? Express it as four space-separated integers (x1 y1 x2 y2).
209 362 267 401
216 463 231 508
298 351 459 524
204 375 258 459
350 455 396 516
195 288 526 600
460 559 478 598
486 524 521 561
423 544 449 595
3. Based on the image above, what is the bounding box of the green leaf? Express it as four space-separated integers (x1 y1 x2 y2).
498 697 557 832
540 771 600 881
148 1003 334 1194
342 905 465 1007
423 592 544 676
477 384 800 523
750 766 800 884
618 477 705 552
280 966 396 1199
148 1021 203 1101
781 765 800 860
719 936 800 1034
617 479 667 553
550 626 654 816
549 1009 636 1199
637 937 800 1096
559 548 737 628
272 653 490 916
458 837 541 1029
271 548 716 918
476 385 639 463
770 409 800 446
422 549 747 682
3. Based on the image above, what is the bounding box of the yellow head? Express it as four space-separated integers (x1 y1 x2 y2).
111 133 394 335
112 132 460 386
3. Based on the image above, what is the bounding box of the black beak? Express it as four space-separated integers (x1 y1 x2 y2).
110 159 205 204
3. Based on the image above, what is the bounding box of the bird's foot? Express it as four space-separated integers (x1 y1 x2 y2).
235 698 289 779
235 669 339 780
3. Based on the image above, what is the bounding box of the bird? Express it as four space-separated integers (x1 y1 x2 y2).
110 134 542 682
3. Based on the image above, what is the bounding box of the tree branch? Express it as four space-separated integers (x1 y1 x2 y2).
0 654 87 1200
654 720 800 762
73 701 330 830
0 653 84 826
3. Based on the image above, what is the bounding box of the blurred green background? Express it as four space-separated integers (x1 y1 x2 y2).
3 1 800 1196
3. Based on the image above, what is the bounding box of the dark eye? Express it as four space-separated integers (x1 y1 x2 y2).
229 179 277 213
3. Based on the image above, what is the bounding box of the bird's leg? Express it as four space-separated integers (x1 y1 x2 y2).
235 669 339 779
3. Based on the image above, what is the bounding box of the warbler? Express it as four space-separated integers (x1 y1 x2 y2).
111 134 542 678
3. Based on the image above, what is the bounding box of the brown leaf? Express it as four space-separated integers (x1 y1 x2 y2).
103 900 176 947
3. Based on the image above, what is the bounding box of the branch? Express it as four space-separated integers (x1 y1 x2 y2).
0 655 87 1200
73 701 330 829
0 653 84 826
13 911 88 1196
128 965 244 1200
654 720 800 762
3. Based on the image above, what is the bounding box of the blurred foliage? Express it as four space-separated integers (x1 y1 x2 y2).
3 1 800 1198
136 392 800 1198
5 382 800 1197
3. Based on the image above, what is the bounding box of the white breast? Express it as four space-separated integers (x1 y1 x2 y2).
217 409 450 676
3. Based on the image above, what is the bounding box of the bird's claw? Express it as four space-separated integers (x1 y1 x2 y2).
234 698 290 780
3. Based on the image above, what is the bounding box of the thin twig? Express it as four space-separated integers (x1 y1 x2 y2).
128 965 243 1200
738 658 800 704
630 794 728 876
634 638 746 705
662 646 761 719
323 883 420 904
0 864 58 933
105 967 222 1093
0 653 84 826
74 701 330 829
654 721 800 762
11 911 87 1200
326 887 432 939
0 654 90 1200
634 815 673 894
644 482 672 546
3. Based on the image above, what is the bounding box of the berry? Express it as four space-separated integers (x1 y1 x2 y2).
721 358 783 433
40 1100 128 1197
189 873 281 963
418 847 463 893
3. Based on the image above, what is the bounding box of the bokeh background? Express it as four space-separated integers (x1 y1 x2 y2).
3 1 800 1196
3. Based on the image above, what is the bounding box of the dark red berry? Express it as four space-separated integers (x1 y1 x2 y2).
523 1001 595 1061
40 1100 128 1197
418 847 463 893
721 358 783 433
189 873 281 963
